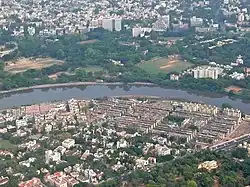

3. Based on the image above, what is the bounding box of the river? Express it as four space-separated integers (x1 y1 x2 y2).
0 85 249 113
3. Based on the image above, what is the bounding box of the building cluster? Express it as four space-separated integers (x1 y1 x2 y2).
192 66 224 80
198 160 218 171
0 0 184 37
222 0 250 31
0 97 244 185
170 53 249 81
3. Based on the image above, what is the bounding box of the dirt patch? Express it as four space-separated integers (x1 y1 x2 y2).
77 39 98 45
48 71 74 80
160 59 178 69
225 86 242 93
229 121 250 138
5 57 64 74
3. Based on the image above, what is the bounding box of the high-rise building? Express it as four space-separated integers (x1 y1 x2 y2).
114 19 122 31
89 18 122 32
102 19 113 31
193 66 223 79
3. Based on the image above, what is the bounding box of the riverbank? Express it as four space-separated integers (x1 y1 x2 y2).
0 82 155 95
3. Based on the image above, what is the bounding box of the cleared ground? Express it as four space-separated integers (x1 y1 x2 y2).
5 58 64 74
77 39 98 45
0 140 17 150
225 86 242 93
138 56 193 74
159 37 184 41
229 121 250 139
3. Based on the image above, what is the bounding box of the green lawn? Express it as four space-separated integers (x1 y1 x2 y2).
0 140 17 150
84 66 104 72
138 57 193 74
75 66 104 73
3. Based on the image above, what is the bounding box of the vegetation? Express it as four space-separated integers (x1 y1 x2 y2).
1 29 250 101
138 57 193 74
98 149 250 187
0 140 17 150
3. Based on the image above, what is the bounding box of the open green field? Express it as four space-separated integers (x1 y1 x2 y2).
0 140 17 150
84 66 104 72
138 57 193 74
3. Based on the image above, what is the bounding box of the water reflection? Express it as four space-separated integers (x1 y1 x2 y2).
0 85 249 113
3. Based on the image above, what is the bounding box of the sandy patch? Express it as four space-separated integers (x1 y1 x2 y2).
77 39 98 45
5 57 64 74
160 59 178 69
225 86 242 93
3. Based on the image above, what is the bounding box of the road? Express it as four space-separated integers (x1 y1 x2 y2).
210 133 250 151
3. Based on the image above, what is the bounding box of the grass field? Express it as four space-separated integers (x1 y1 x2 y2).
84 66 103 72
138 56 193 74
0 140 17 150
48 66 104 80
5 57 64 74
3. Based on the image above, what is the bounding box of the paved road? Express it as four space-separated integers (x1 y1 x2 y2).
210 133 250 151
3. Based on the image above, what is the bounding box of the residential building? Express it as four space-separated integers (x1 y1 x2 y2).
18 178 44 187
245 67 250 77
190 16 203 27
45 150 61 164
16 119 28 129
90 18 122 32
152 15 170 31
170 74 179 81
193 66 223 79
198 160 218 171
0 176 9 186
238 13 245 22
62 139 75 149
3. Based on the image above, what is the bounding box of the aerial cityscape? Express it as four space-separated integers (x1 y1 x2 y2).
0 0 250 186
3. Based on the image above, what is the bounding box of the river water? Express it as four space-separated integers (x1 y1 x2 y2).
0 85 249 113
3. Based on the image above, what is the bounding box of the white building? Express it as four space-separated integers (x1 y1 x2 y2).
170 74 179 81
62 139 75 149
193 66 223 79
190 16 204 27
16 119 28 129
135 158 149 169
238 13 245 22
114 19 122 31
27 26 36 36
155 145 171 156
132 27 152 37
152 15 170 31
102 19 113 31
45 150 61 164
117 139 128 149
90 18 122 32
45 124 52 133
84 169 97 183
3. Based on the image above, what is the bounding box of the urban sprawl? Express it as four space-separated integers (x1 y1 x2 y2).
0 97 250 186
1 0 250 186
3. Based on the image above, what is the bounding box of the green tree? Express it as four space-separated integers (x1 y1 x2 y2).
232 148 248 159
187 180 198 187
